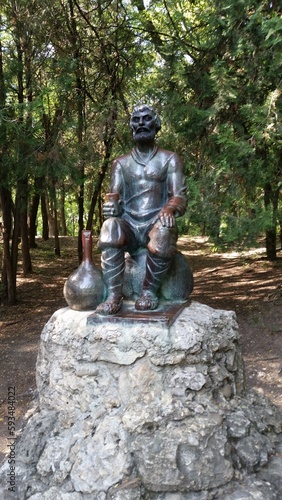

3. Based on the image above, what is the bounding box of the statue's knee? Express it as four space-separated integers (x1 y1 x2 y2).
148 243 177 259
98 218 127 249
147 225 177 259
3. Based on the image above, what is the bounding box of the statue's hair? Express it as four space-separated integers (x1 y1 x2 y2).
130 104 161 133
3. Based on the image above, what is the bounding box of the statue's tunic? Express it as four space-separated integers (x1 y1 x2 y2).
110 146 187 228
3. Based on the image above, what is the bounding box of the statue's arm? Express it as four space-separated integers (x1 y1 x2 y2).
109 159 123 194
158 153 187 228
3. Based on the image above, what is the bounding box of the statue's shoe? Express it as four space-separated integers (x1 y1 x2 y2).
135 291 158 311
95 295 123 315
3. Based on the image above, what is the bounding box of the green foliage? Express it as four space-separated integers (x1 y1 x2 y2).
1 0 281 261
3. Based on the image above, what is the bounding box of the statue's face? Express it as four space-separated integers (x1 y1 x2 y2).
130 108 157 143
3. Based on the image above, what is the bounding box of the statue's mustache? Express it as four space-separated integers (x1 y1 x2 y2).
136 127 150 133
134 128 154 136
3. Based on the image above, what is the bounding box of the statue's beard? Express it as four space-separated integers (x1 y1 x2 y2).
133 129 155 143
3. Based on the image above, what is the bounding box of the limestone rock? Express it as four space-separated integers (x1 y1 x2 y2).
0 301 281 499
219 477 279 500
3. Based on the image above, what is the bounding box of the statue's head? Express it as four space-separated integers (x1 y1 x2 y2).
130 104 161 143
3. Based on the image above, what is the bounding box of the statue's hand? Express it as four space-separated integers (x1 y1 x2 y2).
158 207 176 228
103 200 121 219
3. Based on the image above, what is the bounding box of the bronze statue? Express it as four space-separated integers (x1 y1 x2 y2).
96 104 188 315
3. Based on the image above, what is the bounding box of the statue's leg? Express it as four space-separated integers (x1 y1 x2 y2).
135 251 172 310
135 222 177 311
96 217 135 315
95 247 125 315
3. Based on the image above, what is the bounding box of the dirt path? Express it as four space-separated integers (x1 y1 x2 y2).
0 236 281 464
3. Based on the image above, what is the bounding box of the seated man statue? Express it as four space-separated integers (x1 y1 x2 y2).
96 104 187 315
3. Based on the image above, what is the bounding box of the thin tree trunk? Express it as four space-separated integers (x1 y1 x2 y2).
265 229 277 261
29 191 40 248
68 0 85 261
60 186 67 236
264 183 278 261
0 32 15 303
41 193 49 240
78 179 84 261
98 191 103 232
21 213 32 274
13 8 32 275
15 178 32 275
86 160 109 232
11 191 21 294
51 180 61 256
0 188 16 304
29 176 45 247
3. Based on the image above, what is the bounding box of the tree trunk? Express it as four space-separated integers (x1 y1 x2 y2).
98 192 103 232
29 176 45 247
29 191 40 248
15 178 32 275
265 228 277 261
0 188 16 305
13 9 32 275
68 0 85 261
54 212 61 256
11 194 21 295
60 186 67 236
78 179 84 262
278 208 282 251
0 16 17 303
264 183 278 261
0 33 15 303
21 209 32 275
41 193 49 240
51 180 61 256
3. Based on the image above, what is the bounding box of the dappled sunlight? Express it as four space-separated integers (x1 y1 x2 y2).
243 355 282 409
179 236 282 313
192 272 281 311
220 247 266 259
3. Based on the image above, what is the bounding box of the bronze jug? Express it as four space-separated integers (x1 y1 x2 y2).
63 230 105 311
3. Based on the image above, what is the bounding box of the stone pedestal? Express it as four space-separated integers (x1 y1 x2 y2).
1 302 282 499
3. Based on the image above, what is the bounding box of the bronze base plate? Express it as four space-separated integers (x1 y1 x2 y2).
87 299 191 327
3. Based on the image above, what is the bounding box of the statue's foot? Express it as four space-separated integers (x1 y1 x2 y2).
135 291 158 311
95 294 123 315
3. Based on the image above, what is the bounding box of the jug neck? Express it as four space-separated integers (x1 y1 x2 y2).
82 230 93 263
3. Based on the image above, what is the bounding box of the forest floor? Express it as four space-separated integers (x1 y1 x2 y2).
0 235 282 464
